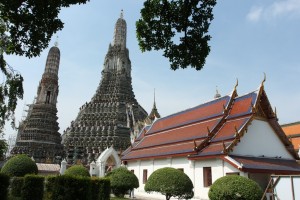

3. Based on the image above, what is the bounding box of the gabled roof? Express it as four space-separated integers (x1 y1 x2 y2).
282 121 300 151
122 81 298 162
224 155 300 175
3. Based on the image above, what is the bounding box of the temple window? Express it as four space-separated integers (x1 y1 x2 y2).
226 172 240 176
203 167 212 187
46 91 51 104
143 169 148 184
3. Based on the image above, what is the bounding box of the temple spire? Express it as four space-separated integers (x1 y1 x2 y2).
112 10 127 47
120 9 124 19
214 86 221 99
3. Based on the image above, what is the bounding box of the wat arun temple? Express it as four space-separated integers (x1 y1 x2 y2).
12 12 160 164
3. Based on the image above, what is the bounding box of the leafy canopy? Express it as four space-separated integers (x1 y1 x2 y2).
0 139 8 160
136 0 216 70
1 154 38 177
106 167 139 198
145 167 194 200
0 0 89 134
64 165 90 177
208 175 263 200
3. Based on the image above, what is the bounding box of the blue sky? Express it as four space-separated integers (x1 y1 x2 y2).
3 0 300 138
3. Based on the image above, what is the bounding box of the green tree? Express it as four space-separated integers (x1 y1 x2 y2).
144 167 194 200
0 139 8 160
64 165 90 177
136 0 216 70
0 154 38 177
0 0 90 134
106 167 139 198
208 175 263 200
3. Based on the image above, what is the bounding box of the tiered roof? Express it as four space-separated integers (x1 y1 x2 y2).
282 121 300 152
122 81 300 174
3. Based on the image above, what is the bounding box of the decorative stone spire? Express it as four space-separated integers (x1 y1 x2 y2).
36 46 60 105
214 86 221 99
145 89 161 124
11 45 63 163
112 10 127 48
63 13 147 165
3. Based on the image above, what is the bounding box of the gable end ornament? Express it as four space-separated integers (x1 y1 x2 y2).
222 141 228 154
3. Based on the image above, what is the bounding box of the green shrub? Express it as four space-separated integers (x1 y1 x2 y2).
106 167 139 198
21 175 44 200
65 165 90 177
10 177 24 197
90 177 111 200
52 175 91 200
208 175 263 200
44 175 57 200
0 173 10 200
0 154 38 177
145 167 194 200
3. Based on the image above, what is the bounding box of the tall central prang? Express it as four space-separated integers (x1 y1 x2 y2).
63 11 148 164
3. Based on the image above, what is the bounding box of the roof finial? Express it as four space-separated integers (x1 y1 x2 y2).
261 72 266 86
154 88 156 108
54 36 59 47
234 78 239 90
120 9 124 19
214 86 221 99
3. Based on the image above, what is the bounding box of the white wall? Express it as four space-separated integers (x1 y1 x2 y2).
232 119 293 159
127 157 243 200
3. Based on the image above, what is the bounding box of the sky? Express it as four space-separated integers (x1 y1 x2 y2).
3 0 300 139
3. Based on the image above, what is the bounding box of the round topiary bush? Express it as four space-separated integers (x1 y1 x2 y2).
64 165 90 177
208 175 263 200
105 167 139 198
145 167 194 200
0 155 38 177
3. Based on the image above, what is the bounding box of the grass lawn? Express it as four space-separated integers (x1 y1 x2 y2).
110 197 129 200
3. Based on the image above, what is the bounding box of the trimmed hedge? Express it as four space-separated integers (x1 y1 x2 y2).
65 165 90 177
208 175 263 200
0 154 38 177
52 175 92 200
0 173 10 200
145 167 194 200
90 177 111 200
45 175 111 200
44 175 56 200
10 177 24 197
21 175 44 200
106 167 139 198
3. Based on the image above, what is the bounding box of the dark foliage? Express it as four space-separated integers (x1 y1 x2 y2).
90 177 111 200
10 176 24 197
0 154 38 177
208 175 263 200
51 175 91 200
0 139 8 160
21 175 44 200
106 167 139 198
144 167 194 200
0 173 10 200
136 0 216 70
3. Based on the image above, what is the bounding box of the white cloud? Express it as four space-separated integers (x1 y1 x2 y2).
247 6 263 22
247 0 300 22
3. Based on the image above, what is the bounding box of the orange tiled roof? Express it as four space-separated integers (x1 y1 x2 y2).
281 121 300 150
122 84 297 161
226 155 300 174
282 122 300 136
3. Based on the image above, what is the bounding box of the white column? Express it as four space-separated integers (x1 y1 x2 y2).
90 161 97 176
60 159 67 175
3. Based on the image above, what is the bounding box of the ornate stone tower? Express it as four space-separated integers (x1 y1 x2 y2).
11 45 63 163
62 12 148 164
